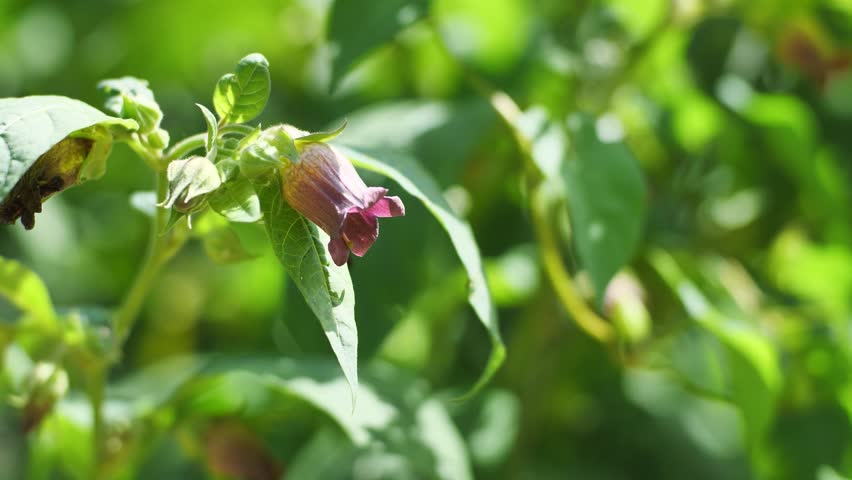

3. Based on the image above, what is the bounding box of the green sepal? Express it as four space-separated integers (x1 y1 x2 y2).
162 209 188 234
197 104 219 160
294 120 348 148
239 125 298 180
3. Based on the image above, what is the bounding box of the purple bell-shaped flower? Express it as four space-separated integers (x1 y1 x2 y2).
281 142 404 266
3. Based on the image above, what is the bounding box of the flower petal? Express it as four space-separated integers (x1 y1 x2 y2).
328 235 350 266
362 187 388 208
342 210 379 257
367 196 405 218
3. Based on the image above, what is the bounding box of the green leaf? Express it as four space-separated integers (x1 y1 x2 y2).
649 250 781 446
562 114 647 301
202 227 258 263
0 96 137 229
254 175 358 402
108 355 205 420
294 120 347 146
335 145 504 398
108 354 471 478
327 0 430 88
199 356 472 479
98 76 163 134
207 176 262 223
196 103 218 160
288 400 474 480
213 53 271 125
0 256 55 325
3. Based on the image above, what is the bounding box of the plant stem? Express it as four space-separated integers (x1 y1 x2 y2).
112 169 185 353
87 367 106 478
90 149 188 476
530 188 614 343
164 134 205 162
165 124 255 162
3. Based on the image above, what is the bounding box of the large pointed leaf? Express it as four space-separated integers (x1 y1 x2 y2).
254 175 358 401
334 144 504 398
0 96 137 227
0 96 136 200
562 114 647 302
327 0 431 88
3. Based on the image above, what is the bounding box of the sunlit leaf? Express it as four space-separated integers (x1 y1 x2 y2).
335 144 504 398
294 120 347 146
98 76 163 134
0 96 137 228
192 356 472 480
213 53 270 125
254 175 358 402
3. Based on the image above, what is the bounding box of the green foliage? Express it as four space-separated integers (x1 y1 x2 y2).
1 0 852 478
213 53 271 125
254 176 359 401
0 257 55 325
327 0 431 87
563 114 646 301
0 96 136 202
98 77 162 134
295 119 348 146
207 176 261 223
338 145 504 397
238 125 295 179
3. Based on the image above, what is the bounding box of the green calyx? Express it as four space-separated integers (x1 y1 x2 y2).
160 156 222 214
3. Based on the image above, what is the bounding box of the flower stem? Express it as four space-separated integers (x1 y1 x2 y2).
530 189 614 343
86 366 106 478
165 124 255 162
112 168 186 354
90 148 188 476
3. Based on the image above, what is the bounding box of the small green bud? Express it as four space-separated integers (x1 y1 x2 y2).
160 156 222 213
604 272 651 344
144 128 170 150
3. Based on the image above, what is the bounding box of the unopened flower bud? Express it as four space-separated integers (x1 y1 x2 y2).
160 156 221 213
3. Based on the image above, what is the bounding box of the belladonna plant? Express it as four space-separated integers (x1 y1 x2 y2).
0 54 506 476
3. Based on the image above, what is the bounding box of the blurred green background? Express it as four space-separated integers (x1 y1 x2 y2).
2 0 852 478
